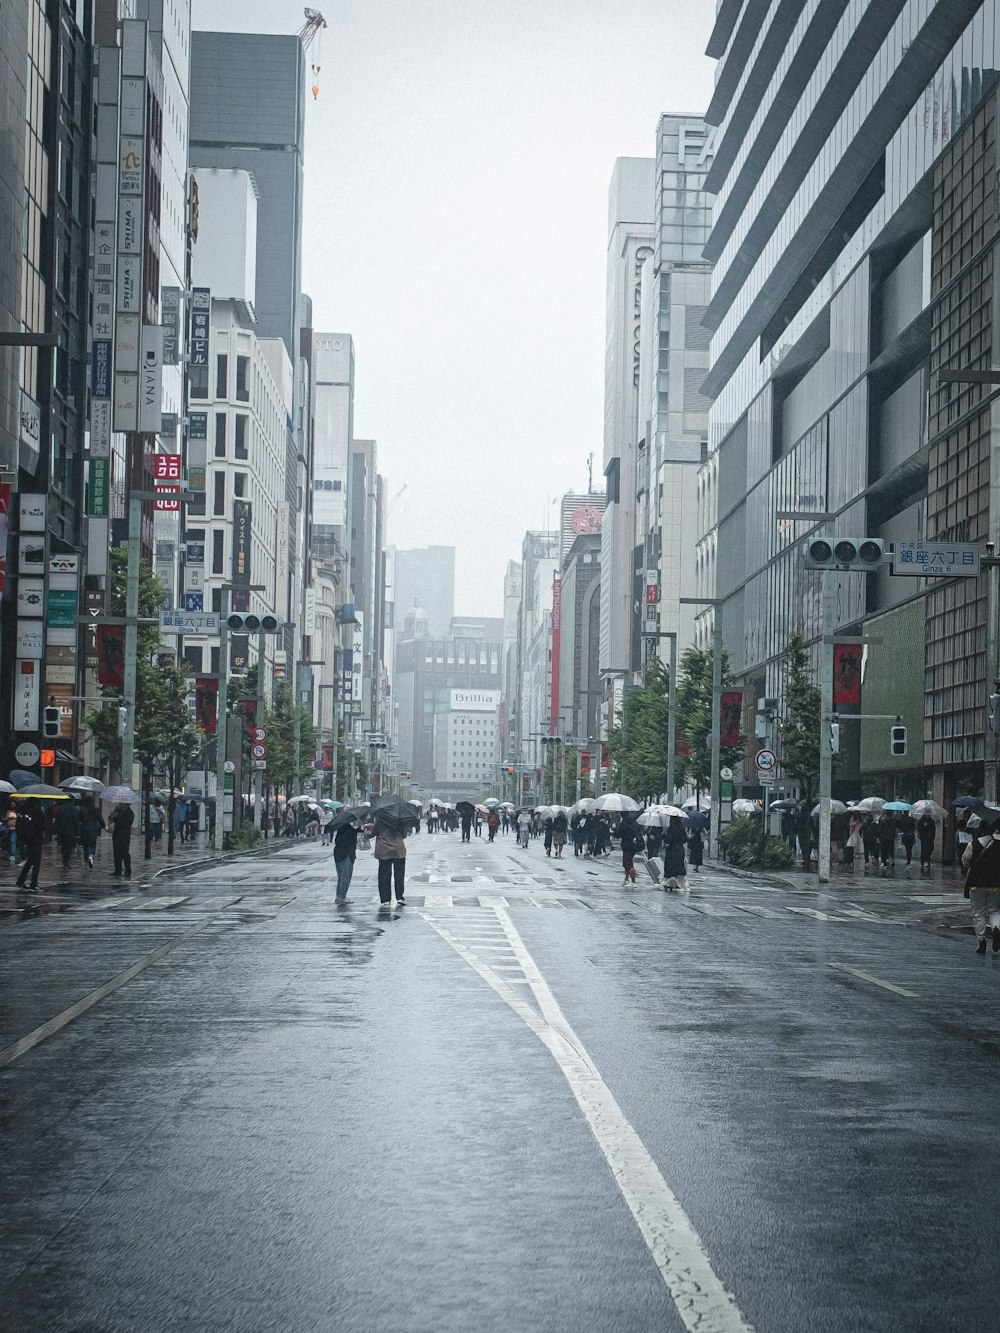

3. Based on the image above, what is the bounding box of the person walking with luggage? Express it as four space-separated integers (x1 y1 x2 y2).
56 798 82 874
108 802 134 879
13 799 46 892
333 818 360 903
916 812 936 876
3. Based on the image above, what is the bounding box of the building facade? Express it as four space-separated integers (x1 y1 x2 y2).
393 545 455 639
702 0 1000 804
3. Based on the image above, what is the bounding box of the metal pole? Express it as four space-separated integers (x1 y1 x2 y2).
666 632 677 802
593 696 603 799
576 746 582 803
987 556 1000 803
818 558 836 883
253 628 265 833
293 658 301 796
710 628 722 860
119 493 144 786
214 589 230 852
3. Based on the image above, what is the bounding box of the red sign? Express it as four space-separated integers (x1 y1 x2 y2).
833 643 862 705
152 453 182 480
195 678 217 735
645 584 658 604
580 753 591 774
720 691 743 748
96 624 125 689
154 484 180 511
321 744 333 770
39 749 56 768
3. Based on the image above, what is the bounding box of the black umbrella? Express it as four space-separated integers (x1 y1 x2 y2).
455 800 476 817
329 805 370 831
371 793 421 833
8 769 39 790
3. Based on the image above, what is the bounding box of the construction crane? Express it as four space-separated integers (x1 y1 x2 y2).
298 7 327 100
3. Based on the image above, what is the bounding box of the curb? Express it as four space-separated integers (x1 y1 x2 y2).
151 838 296 883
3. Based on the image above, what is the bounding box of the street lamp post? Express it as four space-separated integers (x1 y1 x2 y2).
679 604 723 859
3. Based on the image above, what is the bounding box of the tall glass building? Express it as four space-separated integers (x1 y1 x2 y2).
703 0 1000 812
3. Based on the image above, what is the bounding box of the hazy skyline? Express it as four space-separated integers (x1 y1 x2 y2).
192 1 715 614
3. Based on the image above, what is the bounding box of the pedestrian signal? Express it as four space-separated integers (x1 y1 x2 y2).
890 725 907 757
804 537 884 571
829 722 840 755
42 705 61 738
226 612 283 634
39 749 56 768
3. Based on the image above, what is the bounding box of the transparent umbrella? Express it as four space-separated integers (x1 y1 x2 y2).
592 793 640 813
59 775 105 792
911 800 948 820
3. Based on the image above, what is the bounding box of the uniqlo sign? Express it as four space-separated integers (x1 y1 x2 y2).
153 453 181 481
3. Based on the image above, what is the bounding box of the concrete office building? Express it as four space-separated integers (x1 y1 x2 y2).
512 530 559 763
599 158 655 709
393 545 455 638
433 690 501 788
636 116 714 673
181 168 291 695
499 558 522 764
702 0 1000 805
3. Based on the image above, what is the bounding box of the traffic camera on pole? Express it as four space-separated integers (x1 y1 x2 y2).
226 612 284 633
803 537 884 571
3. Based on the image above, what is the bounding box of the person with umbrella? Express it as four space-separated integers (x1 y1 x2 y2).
332 810 364 903
552 808 569 859
618 813 642 884
13 797 46 893
877 813 896 877
108 802 135 879
916 810 936 876
687 821 704 873
962 814 1000 953
368 796 416 906
79 797 105 870
458 801 474 843
55 796 82 875
486 807 500 842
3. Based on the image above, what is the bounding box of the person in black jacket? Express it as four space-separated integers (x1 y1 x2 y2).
333 820 360 903
55 799 82 873
108 802 135 879
619 816 641 883
14 800 46 891
79 797 106 869
916 813 936 876
687 826 704 873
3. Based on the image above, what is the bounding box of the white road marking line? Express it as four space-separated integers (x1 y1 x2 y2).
827 962 917 998
0 909 229 1068
134 896 189 911
735 905 787 919
478 895 510 908
785 906 841 921
421 909 754 1333
423 895 454 908
80 896 138 910
684 902 733 918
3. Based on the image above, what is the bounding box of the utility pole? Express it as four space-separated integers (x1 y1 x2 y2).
710 626 722 861
214 588 230 852
253 628 265 833
120 490 144 786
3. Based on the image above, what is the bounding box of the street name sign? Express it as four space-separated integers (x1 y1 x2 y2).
892 541 979 578
159 610 220 635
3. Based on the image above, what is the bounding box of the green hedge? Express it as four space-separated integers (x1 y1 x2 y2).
719 816 794 870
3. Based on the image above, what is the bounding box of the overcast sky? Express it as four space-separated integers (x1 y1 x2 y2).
192 0 715 615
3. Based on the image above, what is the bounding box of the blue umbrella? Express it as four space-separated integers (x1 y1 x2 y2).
8 769 39 789
954 796 980 807
882 800 912 812
685 810 710 830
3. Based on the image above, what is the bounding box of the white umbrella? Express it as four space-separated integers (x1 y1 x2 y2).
637 805 686 827
592 792 640 813
910 799 948 820
570 798 595 814
483 797 501 808
811 800 847 816
681 795 711 811
733 799 762 817
0 780 16 794
59 775 105 792
408 799 422 808
853 796 885 812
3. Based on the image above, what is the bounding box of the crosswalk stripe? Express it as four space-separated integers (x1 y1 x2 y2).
684 902 733 917
735 904 787 919
134 896 189 911
423 895 454 908
478 895 510 908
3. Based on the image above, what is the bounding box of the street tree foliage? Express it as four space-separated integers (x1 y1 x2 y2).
84 550 199 784
606 661 671 799
777 633 824 801
335 733 368 803
262 684 317 795
673 646 743 796
541 743 594 803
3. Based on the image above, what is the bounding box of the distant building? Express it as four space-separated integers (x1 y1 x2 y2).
393 546 455 638
434 690 501 786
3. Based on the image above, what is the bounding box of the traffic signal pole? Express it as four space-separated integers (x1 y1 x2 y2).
214 588 229 851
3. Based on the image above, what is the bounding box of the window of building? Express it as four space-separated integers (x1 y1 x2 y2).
183 646 203 673
212 529 224 573
210 647 220 675
234 472 247 497
214 413 226 458
211 588 222 613
189 363 208 400
216 353 228 399
213 471 226 515
235 414 248 459
236 355 250 402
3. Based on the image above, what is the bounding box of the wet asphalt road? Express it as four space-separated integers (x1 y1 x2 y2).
1 831 997 1332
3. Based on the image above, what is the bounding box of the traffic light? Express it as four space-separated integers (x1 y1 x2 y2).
890 725 907 757
226 612 283 634
829 722 840 755
42 705 60 738
117 705 128 738
403 771 411 779
804 537 884 571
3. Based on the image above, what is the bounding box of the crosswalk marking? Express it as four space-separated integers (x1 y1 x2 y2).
134 896 189 911
477 895 510 908
684 902 733 918
423 895 454 908
735 904 787 919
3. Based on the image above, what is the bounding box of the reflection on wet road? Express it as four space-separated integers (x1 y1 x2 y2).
1 832 998 1331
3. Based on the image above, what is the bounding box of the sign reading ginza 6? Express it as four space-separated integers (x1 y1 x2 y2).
892 541 980 578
